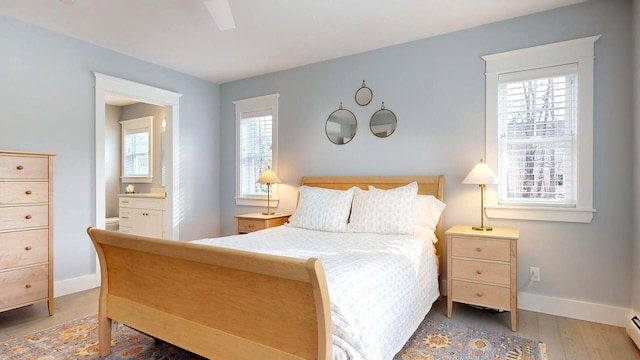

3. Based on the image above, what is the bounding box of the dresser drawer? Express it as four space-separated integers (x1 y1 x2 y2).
237 218 266 233
0 156 49 179
0 205 48 231
0 265 49 310
451 258 510 285
451 280 511 310
0 229 48 269
0 182 49 205
451 236 511 261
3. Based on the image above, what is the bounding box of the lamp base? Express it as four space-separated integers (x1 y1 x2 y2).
472 226 493 231
262 212 275 216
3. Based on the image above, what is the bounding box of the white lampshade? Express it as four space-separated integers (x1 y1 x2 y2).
257 168 281 185
462 159 498 185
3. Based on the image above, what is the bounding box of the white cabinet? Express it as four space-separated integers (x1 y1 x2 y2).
118 195 166 239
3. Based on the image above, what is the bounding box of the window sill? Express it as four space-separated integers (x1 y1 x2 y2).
235 196 280 207
121 176 153 184
485 205 595 223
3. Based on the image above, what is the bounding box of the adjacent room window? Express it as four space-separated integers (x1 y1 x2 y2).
234 94 279 206
482 36 599 223
120 116 153 183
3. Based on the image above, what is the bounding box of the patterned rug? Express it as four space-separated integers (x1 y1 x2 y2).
1 314 546 359
394 317 547 360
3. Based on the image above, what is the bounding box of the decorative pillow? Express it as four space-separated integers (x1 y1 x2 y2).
348 182 418 234
287 186 355 232
413 194 446 233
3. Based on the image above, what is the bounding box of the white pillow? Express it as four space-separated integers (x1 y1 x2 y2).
413 194 446 233
348 182 418 234
288 186 355 232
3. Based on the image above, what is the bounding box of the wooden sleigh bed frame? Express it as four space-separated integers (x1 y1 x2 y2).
87 175 444 360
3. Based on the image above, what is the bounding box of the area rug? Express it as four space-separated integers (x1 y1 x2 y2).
394 317 547 360
1 314 546 359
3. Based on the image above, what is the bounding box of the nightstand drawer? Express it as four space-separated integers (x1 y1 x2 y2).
451 280 510 310
451 236 511 261
451 258 510 285
235 213 291 234
265 216 289 228
237 218 266 233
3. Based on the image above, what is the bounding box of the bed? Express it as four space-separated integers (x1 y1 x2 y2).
87 175 445 360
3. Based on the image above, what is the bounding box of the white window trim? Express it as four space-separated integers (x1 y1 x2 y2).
120 116 153 184
234 93 280 207
482 36 600 223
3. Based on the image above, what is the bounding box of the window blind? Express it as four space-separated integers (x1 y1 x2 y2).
124 132 149 176
240 111 273 196
497 64 578 206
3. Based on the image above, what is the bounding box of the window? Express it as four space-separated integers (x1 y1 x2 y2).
120 116 153 183
234 94 279 206
483 36 599 223
498 65 577 205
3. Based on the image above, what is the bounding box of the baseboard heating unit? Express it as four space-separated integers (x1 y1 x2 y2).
627 316 640 350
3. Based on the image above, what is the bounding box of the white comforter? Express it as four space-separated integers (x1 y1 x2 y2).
193 225 440 360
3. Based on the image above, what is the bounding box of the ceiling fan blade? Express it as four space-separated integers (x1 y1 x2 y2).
203 0 236 31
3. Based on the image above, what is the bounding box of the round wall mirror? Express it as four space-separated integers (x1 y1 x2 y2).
355 80 373 106
370 102 397 138
326 102 357 145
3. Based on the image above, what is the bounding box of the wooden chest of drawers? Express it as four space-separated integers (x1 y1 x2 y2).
235 213 290 234
446 225 519 331
0 151 54 315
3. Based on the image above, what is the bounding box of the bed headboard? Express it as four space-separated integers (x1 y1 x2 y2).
299 175 445 273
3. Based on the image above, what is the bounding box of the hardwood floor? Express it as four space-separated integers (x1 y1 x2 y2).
1 288 639 360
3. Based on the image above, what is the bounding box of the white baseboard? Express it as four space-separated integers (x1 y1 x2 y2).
627 314 640 350
54 273 99 298
518 291 629 327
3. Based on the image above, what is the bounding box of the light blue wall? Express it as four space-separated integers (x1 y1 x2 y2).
0 14 221 282
221 0 635 309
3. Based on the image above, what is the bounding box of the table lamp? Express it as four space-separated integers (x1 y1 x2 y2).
462 159 498 231
257 168 281 215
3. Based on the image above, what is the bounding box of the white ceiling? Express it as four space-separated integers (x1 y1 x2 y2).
0 0 585 84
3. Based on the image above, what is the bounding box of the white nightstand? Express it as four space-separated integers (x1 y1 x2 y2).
235 213 291 234
446 225 519 331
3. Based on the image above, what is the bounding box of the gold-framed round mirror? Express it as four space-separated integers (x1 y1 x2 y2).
326 102 357 145
370 102 397 138
355 80 373 106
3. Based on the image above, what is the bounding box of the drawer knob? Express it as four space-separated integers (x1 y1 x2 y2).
16 165 24 170
25 246 32 251
25 215 32 220
248 224 254 228
25 190 32 195
476 270 483 275
475 247 482 252
476 292 483 297
25 284 32 289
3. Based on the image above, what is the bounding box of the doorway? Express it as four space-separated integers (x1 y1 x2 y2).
94 73 182 283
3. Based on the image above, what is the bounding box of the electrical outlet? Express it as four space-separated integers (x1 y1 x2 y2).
530 267 541 282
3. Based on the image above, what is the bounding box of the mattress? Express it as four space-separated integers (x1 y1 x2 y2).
194 225 440 360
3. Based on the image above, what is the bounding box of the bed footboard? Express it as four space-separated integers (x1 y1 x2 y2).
87 227 332 360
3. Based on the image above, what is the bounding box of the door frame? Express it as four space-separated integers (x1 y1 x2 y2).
94 73 182 283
